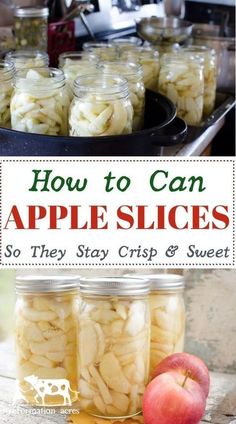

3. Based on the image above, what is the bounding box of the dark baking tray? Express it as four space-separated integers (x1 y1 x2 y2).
183 92 235 145
0 90 187 156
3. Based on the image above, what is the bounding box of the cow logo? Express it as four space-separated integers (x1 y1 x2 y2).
23 375 76 406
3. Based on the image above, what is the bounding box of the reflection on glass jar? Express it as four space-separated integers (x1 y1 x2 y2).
69 74 133 137
159 53 204 125
15 275 80 406
0 61 14 128
11 68 70 135
100 61 145 131
121 47 160 92
5 50 49 70
78 277 150 419
181 45 217 116
14 7 49 51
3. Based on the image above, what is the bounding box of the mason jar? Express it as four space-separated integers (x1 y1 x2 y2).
112 37 142 47
111 37 142 55
100 61 145 131
121 47 160 92
147 274 185 376
78 277 150 419
15 275 80 406
14 6 49 51
5 50 49 71
69 74 133 137
11 67 70 135
59 52 98 97
181 45 217 116
83 42 117 61
0 61 15 128
159 53 204 125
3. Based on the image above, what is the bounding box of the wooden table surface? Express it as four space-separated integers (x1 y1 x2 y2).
0 338 235 424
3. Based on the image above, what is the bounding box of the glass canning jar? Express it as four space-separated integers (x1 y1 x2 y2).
121 47 160 92
0 61 15 128
159 53 204 125
83 42 117 61
145 274 185 376
11 67 70 136
181 45 217 116
100 61 145 131
5 50 49 71
69 73 133 137
111 37 142 47
111 37 142 55
14 6 49 51
78 277 151 419
59 52 98 96
15 275 80 406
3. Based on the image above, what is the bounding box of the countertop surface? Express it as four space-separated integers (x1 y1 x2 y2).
0 338 235 424
163 118 225 156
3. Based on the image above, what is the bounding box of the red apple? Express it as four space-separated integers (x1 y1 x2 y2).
143 370 206 424
152 353 210 398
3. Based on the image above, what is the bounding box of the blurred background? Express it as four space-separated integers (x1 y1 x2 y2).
0 268 235 374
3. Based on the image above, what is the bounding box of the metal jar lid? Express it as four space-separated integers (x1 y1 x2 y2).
125 273 185 291
16 275 80 293
79 277 150 296
14 6 49 18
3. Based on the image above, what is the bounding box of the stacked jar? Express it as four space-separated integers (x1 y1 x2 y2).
14 6 49 51
181 45 217 116
78 277 151 418
0 61 15 128
148 274 186 376
11 68 70 135
83 42 117 61
158 53 204 125
15 275 80 406
69 74 133 137
100 61 145 131
125 273 186 376
58 52 98 98
121 47 160 92
5 50 49 70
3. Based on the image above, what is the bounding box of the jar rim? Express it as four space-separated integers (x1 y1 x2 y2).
121 47 159 59
83 42 113 51
14 6 49 18
79 277 150 296
0 60 15 81
161 52 204 65
100 61 143 78
111 37 142 46
14 67 65 91
125 273 185 291
182 45 216 55
16 275 81 293
5 50 49 61
73 73 130 98
59 51 98 61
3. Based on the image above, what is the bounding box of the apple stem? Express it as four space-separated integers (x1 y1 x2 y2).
182 371 191 388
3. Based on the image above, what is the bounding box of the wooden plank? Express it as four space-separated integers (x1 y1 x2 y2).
0 371 235 424
0 339 235 424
